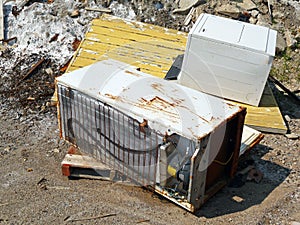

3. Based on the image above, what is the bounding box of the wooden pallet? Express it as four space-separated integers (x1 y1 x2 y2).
62 147 128 182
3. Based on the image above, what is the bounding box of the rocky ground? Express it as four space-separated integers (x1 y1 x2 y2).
0 0 300 224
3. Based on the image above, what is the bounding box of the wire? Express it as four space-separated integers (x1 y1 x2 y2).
213 152 234 166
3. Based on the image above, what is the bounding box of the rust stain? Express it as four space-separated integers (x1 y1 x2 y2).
226 102 236 107
151 82 163 91
170 97 185 106
124 70 141 77
137 96 179 118
104 93 120 101
148 96 175 107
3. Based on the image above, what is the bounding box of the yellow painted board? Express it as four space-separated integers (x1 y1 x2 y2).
66 14 287 134
77 49 173 69
83 33 184 58
91 15 187 44
228 84 287 134
71 55 169 78
78 43 178 67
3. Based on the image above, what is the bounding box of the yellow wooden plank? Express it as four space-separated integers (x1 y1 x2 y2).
91 15 187 44
66 14 287 134
88 25 186 50
228 84 287 134
77 47 174 69
79 42 178 66
71 55 168 78
84 32 184 57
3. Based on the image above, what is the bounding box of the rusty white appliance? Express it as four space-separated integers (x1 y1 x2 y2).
56 59 246 212
178 13 277 106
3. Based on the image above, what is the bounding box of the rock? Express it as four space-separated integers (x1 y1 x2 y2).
285 133 299 140
175 0 206 14
249 17 257 24
70 9 80 18
291 221 300 225
53 148 60 153
272 11 285 20
258 4 269 14
45 68 53 76
276 33 287 54
250 9 259 18
237 0 257 11
216 4 241 19
232 195 244 203
179 0 206 9
285 29 297 48
289 1 300 18
284 115 291 122
155 2 164 10
251 0 262 4
256 14 270 27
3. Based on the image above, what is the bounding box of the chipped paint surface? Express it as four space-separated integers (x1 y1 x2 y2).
57 59 244 141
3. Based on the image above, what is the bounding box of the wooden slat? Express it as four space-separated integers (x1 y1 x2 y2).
66 14 287 134
91 15 187 44
228 84 287 134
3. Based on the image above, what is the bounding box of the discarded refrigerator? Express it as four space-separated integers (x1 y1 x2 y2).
178 13 277 106
56 59 246 212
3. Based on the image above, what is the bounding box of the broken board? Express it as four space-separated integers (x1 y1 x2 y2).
64 14 287 134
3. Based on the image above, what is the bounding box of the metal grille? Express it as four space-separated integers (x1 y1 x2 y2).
57 84 163 186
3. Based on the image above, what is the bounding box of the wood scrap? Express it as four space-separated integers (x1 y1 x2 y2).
65 213 116 222
21 58 45 81
47 186 71 190
72 38 81 51
59 57 72 73
0 37 18 44
268 75 300 104
17 0 31 9
85 7 112 13
49 33 59 43
136 219 150 224
183 7 195 26
267 0 272 20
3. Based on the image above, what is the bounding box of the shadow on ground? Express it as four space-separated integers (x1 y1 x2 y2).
196 144 290 218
